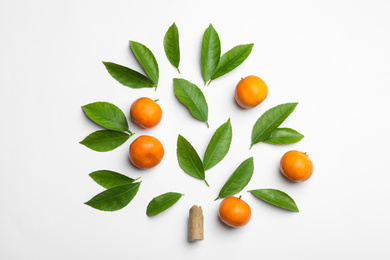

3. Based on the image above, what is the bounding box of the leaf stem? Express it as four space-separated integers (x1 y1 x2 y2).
204 179 210 187
249 144 253 150
126 129 135 136
154 99 159 103
154 85 158 91
207 80 212 86
177 67 181 74
214 197 219 201
134 177 141 182
206 121 209 128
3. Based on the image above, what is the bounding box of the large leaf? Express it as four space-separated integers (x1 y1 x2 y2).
203 118 232 171
146 192 184 216
164 22 180 73
89 170 138 189
248 189 299 212
84 182 141 211
263 127 304 145
201 24 221 85
81 101 130 132
176 135 208 186
215 157 254 200
129 41 159 86
173 78 209 127
251 102 298 148
102 62 155 89
80 130 131 152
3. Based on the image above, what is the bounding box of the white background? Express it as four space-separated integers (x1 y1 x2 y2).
1 0 390 259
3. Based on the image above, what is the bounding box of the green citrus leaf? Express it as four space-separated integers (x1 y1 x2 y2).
102 61 155 89
129 41 159 86
89 170 139 189
248 189 299 212
81 101 130 132
80 130 131 152
215 157 254 200
263 127 304 145
84 182 141 211
173 78 209 127
164 22 180 73
201 24 221 85
146 192 184 217
176 135 208 186
203 118 232 171
251 102 298 148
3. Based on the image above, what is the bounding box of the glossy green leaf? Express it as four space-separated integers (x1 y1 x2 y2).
81 102 130 132
173 78 209 127
251 102 298 148
201 24 221 85
203 118 232 171
176 135 208 186
164 22 180 73
102 61 155 89
89 170 138 189
248 189 299 212
129 41 159 86
210 43 254 83
146 192 184 216
80 130 131 152
263 128 304 145
84 182 141 211
215 157 254 200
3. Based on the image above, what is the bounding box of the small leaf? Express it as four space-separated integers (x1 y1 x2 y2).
203 118 232 171
210 43 254 83
89 170 138 189
248 189 299 212
173 78 209 127
164 22 180 73
80 130 131 152
176 135 208 186
201 24 221 85
263 128 304 145
251 102 298 148
82 102 130 132
215 157 254 200
146 192 184 217
129 41 159 86
102 62 155 89
85 182 141 211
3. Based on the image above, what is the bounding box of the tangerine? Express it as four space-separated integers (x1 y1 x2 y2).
130 97 162 129
129 135 164 169
234 75 268 109
280 150 313 182
218 196 251 228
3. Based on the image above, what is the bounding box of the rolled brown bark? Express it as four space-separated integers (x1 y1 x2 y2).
189 205 204 241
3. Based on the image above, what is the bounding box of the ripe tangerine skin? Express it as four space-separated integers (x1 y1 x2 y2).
130 97 162 129
218 196 251 228
129 135 164 169
280 150 313 182
235 75 268 109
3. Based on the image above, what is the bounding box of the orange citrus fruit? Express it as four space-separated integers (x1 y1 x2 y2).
130 97 162 129
129 135 164 169
280 150 313 182
218 196 251 228
234 75 268 109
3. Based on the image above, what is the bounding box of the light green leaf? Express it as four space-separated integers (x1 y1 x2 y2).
201 24 221 85
263 128 304 145
146 192 184 216
129 41 159 86
248 189 299 212
164 22 180 73
89 170 138 189
80 130 131 152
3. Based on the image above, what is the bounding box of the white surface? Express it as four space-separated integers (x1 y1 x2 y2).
1 0 390 259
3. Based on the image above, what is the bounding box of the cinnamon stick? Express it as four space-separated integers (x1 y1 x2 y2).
189 205 204 241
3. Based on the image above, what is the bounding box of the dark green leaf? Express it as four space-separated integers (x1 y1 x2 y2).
173 78 209 127
164 22 180 73
80 130 131 152
201 24 221 85
146 192 184 217
81 101 130 132
203 118 232 171
129 41 159 86
251 103 298 148
102 61 155 89
176 135 208 186
215 157 254 200
84 182 141 211
210 44 254 83
263 128 304 145
248 189 299 212
89 170 138 189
